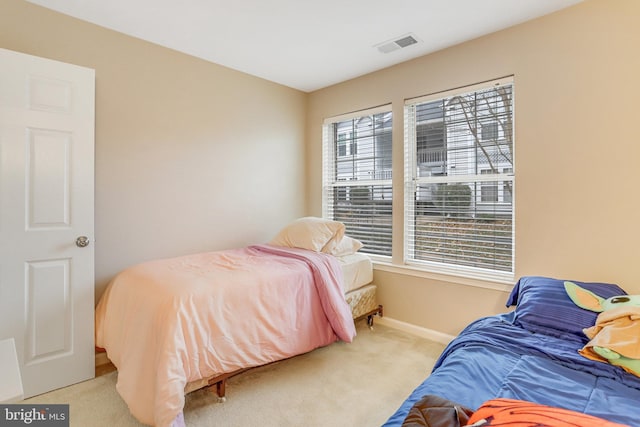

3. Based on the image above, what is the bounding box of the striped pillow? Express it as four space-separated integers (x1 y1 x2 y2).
506 276 626 341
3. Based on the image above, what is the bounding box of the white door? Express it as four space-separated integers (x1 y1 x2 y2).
0 48 95 397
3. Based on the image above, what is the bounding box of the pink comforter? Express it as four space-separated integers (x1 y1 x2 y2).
95 244 356 426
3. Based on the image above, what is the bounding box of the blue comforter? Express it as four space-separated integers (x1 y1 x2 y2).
383 313 640 426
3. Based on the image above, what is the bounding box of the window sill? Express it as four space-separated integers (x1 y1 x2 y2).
370 259 514 293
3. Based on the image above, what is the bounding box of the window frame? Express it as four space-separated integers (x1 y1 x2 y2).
322 104 393 258
403 77 515 282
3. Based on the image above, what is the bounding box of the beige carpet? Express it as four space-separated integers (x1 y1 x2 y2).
24 321 446 427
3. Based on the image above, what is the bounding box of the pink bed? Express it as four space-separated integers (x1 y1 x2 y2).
95 243 356 427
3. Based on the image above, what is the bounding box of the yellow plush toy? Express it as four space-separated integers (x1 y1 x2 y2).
564 281 640 377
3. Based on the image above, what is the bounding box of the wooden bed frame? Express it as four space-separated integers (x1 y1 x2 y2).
357 304 384 328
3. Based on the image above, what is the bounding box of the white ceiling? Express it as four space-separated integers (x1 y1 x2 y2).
26 0 583 92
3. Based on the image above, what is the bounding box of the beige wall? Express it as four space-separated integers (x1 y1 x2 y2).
306 0 640 335
1 0 307 301
3 0 638 336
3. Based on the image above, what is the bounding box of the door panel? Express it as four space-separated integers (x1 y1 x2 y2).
0 48 95 397
25 259 71 363
28 75 73 114
28 129 72 227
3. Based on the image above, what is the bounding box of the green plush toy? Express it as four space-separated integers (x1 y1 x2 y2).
564 281 640 377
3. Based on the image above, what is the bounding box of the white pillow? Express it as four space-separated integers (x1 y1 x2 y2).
270 217 345 252
330 236 364 257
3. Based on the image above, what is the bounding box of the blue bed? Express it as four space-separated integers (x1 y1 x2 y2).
383 276 640 427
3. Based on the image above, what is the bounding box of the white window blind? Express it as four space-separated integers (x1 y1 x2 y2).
323 106 393 256
404 77 514 279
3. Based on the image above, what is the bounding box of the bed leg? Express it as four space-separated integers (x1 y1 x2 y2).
216 380 227 402
366 305 384 330
206 379 227 403
367 315 375 329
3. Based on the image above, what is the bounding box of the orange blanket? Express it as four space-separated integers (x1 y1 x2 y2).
466 398 629 426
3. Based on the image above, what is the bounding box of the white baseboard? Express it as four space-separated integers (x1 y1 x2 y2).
376 316 456 345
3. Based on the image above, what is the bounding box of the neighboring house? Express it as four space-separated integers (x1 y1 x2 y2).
332 87 513 218
415 87 513 218
335 112 393 191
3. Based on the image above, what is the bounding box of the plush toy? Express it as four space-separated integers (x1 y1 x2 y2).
564 281 640 377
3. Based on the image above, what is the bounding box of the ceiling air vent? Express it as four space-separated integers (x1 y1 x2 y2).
375 33 420 54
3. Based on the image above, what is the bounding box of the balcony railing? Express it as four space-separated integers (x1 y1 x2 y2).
373 169 392 180
417 148 446 165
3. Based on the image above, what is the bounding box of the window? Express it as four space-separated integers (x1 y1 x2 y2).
502 168 513 204
323 106 392 256
337 132 357 157
481 121 499 141
404 77 514 279
337 133 348 156
480 170 499 203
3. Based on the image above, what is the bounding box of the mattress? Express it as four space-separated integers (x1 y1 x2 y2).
337 252 373 293
345 284 377 320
